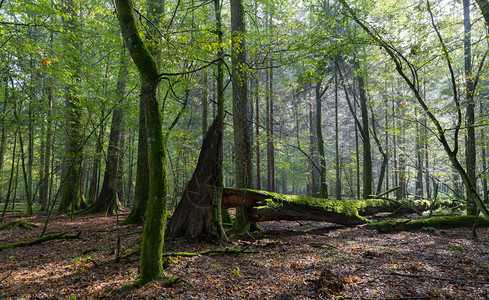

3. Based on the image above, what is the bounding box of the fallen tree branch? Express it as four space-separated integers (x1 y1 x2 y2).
367 216 489 233
163 243 257 257
390 271 489 285
0 232 81 251
0 271 12 283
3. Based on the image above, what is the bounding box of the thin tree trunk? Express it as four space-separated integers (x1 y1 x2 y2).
415 107 424 200
0 133 17 224
255 71 261 190
309 88 317 196
202 71 208 136
464 0 477 215
334 68 341 200
122 0 163 225
481 103 488 204
87 48 128 214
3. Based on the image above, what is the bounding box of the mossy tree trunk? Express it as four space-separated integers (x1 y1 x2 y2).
122 0 163 225
87 48 128 214
114 0 167 284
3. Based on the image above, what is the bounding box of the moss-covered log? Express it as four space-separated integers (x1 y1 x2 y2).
222 188 368 226
222 188 430 226
366 216 489 233
0 220 39 230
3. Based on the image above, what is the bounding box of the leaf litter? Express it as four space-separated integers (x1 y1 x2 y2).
1 212 489 299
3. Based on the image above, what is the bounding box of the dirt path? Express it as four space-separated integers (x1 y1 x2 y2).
1 212 488 299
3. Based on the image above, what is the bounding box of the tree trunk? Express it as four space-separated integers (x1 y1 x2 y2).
334 68 341 200
222 188 425 226
40 68 53 211
202 71 208 136
354 59 372 199
58 0 86 213
114 0 167 284
166 117 225 239
481 103 488 204
464 0 477 215
316 82 328 198
87 48 128 214
230 0 253 233
415 107 424 200
255 71 261 190
309 88 318 197
122 0 163 225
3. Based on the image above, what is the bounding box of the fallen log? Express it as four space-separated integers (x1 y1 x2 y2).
366 216 489 233
0 232 81 251
222 188 368 226
222 188 428 226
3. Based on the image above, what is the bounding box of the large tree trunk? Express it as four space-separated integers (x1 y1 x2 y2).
166 0 226 242
166 117 225 238
114 0 167 284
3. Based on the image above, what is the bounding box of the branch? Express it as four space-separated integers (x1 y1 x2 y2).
158 58 221 78
0 232 81 251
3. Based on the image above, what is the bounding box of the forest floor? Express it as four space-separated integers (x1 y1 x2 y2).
1 210 489 299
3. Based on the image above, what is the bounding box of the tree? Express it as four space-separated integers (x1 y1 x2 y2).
122 0 164 225
166 0 226 242
339 0 489 219
463 0 477 215
114 0 167 284
58 0 87 213
230 0 253 233
87 48 129 214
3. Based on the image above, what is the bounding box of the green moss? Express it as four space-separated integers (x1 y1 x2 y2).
259 191 361 218
367 216 489 233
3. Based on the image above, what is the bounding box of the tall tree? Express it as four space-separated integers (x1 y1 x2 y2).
58 0 87 212
464 0 477 215
87 48 129 214
122 0 163 225
114 0 167 284
230 0 253 233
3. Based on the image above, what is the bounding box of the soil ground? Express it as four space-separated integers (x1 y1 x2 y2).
1 211 489 299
